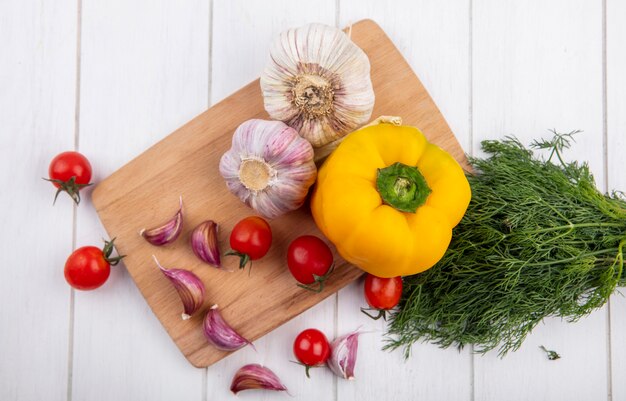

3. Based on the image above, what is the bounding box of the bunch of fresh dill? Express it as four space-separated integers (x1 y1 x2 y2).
387 132 626 357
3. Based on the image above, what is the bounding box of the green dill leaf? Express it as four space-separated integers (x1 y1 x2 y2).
539 345 561 360
386 132 626 358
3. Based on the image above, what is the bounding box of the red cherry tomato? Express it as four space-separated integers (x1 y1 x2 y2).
362 274 403 320
293 328 330 378
227 216 272 270
46 151 93 204
287 235 334 292
64 239 124 291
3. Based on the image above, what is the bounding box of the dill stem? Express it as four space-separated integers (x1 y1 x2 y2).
521 222 625 235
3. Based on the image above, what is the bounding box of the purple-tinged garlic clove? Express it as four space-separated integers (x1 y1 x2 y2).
190 220 221 267
203 305 254 351
140 196 184 246
153 255 205 320
230 364 288 395
327 331 361 380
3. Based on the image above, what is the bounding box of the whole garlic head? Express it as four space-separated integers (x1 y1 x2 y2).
261 23 375 148
219 119 317 219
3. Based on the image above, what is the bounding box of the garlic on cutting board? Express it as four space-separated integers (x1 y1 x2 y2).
260 23 375 148
219 119 317 219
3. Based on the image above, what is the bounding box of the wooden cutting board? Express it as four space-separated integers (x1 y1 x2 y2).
92 19 468 368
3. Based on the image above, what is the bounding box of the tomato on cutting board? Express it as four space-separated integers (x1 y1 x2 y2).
46 151 93 205
287 235 334 292
226 216 272 270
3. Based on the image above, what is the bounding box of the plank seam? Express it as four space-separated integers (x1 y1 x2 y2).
207 0 213 107
73 0 82 151
204 1 214 398
468 1 475 400
67 0 82 400
602 1 612 400
334 5 340 401
468 0 474 157
333 292 339 401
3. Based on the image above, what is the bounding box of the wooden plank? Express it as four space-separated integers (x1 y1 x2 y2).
207 1 337 400
71 1 209 400
91 19 469 369
472 1 607 400
0 1 76 400
607 0 626 399
338 2 472 401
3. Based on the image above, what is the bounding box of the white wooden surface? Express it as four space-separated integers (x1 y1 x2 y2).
1 1 624 400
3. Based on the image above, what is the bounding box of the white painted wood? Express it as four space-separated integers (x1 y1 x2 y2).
71 1 209 400
339 0 472 150
337 2 472 400
0 1 77 400
472 1 607 400
211 0 337 104
607 0 626 400
208 1 337 399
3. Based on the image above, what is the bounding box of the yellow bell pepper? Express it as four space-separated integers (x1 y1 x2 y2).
311 123 471 277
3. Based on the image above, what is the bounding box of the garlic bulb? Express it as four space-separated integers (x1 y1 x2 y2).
219 119 317 219
261 23 375 148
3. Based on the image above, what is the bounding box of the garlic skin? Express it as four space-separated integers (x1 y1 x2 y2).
140 196 184 246
219 119 317 219
230 364 288 395
190 220 221 267
153 255 205 320
203 305 255 351
261 23 375 148
327 331 361 380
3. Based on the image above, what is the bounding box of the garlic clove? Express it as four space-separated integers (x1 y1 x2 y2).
327 331 361 380
230 364 288 395
261 23 375 148
219 119 317 219
153 255 205 320
190 220 221 267
140 196 184 246
203 304 254 351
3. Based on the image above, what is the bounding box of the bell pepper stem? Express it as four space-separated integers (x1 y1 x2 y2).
376 162 431 213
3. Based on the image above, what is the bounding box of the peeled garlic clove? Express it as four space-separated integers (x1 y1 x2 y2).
140 196 183 246
203 305 254 351
327 331 361 380
261 23 375 148
219 119 317 219
153 255 205 320
230 364 288 395
190 220 221 267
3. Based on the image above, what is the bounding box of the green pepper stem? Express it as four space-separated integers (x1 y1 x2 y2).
376 162 431 213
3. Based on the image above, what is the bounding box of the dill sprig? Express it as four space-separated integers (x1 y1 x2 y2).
386 132 626 357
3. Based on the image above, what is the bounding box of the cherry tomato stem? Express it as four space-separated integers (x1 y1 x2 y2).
296 263 335 293
225 250 251 270
46 151 93 205
360 307 387 321
102 237 126 265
